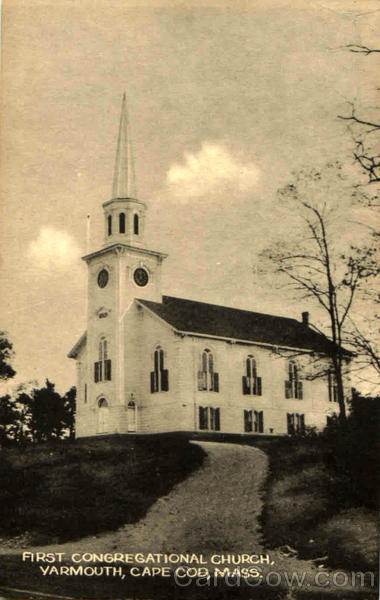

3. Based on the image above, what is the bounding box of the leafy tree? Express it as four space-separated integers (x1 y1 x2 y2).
18 379 68 443
0 394 20 446
63 386 76 439
0 332 16 381
261 162 379 422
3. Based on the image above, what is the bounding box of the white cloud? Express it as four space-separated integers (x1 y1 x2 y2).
166 142 260 199
28 227 80 271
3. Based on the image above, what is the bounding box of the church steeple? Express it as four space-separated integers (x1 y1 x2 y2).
102 94 146 247
112 93 137 199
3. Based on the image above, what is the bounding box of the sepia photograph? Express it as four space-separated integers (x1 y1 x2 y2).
0 1 379 598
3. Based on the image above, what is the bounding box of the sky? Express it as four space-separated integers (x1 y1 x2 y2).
0 0 378 393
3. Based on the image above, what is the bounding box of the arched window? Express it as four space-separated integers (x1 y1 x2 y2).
242 355 262 396
285 361 303 399
198 349 219 392
328 371 338 403
98 397 108 408
94 337 112 382
150 346 169 393
134 213 139 235
107 215 112 236
119 213 125 234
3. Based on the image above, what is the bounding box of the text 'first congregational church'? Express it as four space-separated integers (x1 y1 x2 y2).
68 96 347 437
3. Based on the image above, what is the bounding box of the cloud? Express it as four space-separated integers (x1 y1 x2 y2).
28 227 80 271
166 142 260 199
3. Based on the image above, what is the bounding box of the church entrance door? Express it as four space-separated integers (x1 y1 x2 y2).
127 400 136 432
98 398 109 433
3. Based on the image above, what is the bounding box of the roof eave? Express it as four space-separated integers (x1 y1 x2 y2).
68 332 87 359
82 243 167 263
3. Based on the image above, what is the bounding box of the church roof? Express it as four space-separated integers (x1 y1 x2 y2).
138 295 342 355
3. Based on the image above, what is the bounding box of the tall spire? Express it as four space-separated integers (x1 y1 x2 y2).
112 93 137 199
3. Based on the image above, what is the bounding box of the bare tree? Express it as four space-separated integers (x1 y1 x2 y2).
336 43 380 379
261 164 379 422
338 45 380 186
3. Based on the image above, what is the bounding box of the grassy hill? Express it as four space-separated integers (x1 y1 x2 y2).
0 434 205 545
253 436 378 572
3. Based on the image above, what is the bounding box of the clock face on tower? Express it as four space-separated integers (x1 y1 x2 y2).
133 267 149 287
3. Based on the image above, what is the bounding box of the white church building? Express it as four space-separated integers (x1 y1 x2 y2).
69 96 346 438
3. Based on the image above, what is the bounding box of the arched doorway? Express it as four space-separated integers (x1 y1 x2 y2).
127 400 136 432
98 397 109 433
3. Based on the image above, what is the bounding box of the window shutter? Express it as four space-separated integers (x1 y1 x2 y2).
99 361 102 382
161 369 169 391
300 414 305 433
242 376 250 395
215 408 220 431
213 372 219 393
298 381 303 399
253 410 258 432
94 362 98 383
287 413 293 434
244 410 253 432
256 377 262 396
105 359 112 381
328 372 332 402
259 411 264 433
199 406 208 430
285 380 291 399
150 371 155 393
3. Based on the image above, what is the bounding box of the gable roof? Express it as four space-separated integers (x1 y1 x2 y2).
138 295 340 355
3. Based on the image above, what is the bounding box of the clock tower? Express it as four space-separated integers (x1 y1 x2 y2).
80 94 167 424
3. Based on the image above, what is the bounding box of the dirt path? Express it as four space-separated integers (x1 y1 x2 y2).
111 440 268 554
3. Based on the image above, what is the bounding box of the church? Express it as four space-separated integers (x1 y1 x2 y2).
68 96 347 438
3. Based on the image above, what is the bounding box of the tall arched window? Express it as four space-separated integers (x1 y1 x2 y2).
133 213 139 235
107 215 112 236
150 346 169 393
198 349 219 392
94 337 112 382
119 212 125 233
242 355 262 396
285 361 303 399
328 371 338 403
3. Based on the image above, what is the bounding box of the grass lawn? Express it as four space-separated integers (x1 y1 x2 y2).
252 436 378 572
0 433 205 545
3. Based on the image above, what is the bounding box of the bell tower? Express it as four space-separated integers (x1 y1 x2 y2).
71 95 167 436
82 93 167 317
102 93 147 248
